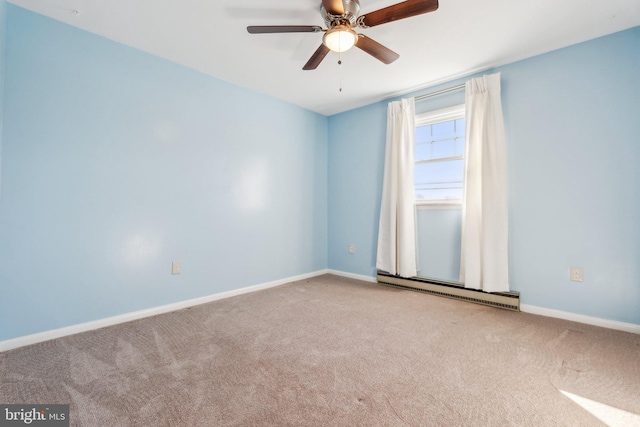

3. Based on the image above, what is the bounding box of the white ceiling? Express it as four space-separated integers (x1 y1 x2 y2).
8 0 640 116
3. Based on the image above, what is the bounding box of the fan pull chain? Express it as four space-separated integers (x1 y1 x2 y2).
338 51 343 92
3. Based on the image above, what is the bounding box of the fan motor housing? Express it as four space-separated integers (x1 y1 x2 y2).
321 0 360 27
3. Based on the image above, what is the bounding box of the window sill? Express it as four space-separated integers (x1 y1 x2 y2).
416 201 462 210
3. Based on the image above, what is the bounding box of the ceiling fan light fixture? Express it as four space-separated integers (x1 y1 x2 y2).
323 26 357 53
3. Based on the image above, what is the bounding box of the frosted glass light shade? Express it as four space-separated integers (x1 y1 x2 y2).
323 27 357 52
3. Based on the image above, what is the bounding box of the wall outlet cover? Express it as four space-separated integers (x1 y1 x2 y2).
570 266 583 282
172 261 182 275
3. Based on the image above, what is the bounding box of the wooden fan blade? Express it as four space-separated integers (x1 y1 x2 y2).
303 45 331 70
360 0 438 28
355 35 399 64
322 0 345 15
247 25 323 34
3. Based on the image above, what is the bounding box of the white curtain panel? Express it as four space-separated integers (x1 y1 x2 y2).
460 73 510 292
376 98 417 278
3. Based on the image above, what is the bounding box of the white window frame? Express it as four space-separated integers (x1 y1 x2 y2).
414 104 466 209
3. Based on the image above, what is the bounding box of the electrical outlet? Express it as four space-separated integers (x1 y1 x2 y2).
172 261 182 275
570 266 583 282
348 244 355 254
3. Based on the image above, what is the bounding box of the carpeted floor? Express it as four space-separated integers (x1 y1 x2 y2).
1 274 639 426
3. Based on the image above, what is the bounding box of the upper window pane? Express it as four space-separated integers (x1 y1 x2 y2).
415 126 431 144
455 118 466 137
432 121 455 140
454 137 465 156
431 139 456 159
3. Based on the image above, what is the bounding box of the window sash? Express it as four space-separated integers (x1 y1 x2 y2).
414 104 465 207
415 155 463 165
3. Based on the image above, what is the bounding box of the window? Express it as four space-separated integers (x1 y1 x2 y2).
414 104 466 206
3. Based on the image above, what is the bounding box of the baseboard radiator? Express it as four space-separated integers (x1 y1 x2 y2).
376 272 520 311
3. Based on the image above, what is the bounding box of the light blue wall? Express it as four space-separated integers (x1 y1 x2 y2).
328 26 640 325
416 209 461 283
502 27 640 324
0 0 6 194
328 102 386 276
0 5 328 341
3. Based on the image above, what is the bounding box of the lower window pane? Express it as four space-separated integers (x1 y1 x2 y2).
415 188 463 201
414 159 464 201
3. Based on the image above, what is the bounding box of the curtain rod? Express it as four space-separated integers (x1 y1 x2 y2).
415 84 465 101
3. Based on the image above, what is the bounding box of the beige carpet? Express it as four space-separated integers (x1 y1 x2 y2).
1 274 639 426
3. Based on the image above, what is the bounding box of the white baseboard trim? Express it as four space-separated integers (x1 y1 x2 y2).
0 269 329 353
327 272 640 334
327 269 377 283
520 304 640 335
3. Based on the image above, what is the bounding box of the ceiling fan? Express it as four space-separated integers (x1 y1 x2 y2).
247 0 439 70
